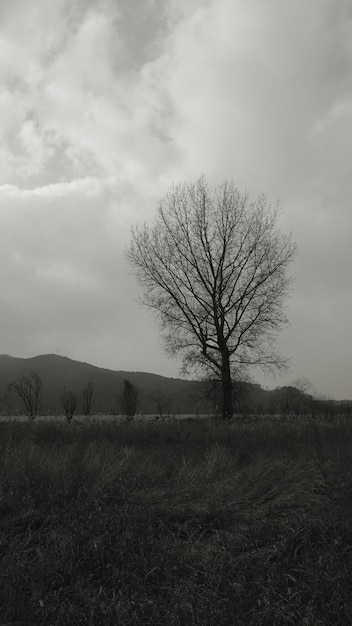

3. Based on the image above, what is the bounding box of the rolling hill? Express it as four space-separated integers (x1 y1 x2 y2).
0 353 209 416
2 353 342 419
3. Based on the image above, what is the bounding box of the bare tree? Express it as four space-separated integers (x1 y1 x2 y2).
199 373 251 419
275 378 315 418
152 390 173 419
126 176 296 420
8 372 42 420
60 389 78 422
233 378 251 419
81 381 95 416
0 388 14 417
120 379 138 419
275 386 301 418
199 377 222 418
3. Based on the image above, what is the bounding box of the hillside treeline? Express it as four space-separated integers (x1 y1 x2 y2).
1 372 351 420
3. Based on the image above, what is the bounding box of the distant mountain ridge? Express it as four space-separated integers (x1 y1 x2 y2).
0 353 207 416
1 354 348 418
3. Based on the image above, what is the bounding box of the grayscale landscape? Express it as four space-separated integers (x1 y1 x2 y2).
1 1 352 624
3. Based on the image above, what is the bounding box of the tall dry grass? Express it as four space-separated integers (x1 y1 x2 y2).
0 417 351 624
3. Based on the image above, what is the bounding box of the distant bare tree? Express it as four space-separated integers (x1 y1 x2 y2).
292 378 313 396
8 372 42 420
200 375 250 418
126 176 296 420
200 377 222 418
120 379 138 420
0 388 14 416
60 389 78 422
275 386 299 418
152 390 173 419
81 381 95 416
233 378 251 418
276 378 315 418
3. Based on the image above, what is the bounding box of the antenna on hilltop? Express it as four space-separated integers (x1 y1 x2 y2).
57 345 59 355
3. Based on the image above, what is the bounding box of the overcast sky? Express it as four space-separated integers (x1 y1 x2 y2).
1 0 352 399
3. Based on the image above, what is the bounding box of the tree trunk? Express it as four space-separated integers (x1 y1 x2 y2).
221 352 233 421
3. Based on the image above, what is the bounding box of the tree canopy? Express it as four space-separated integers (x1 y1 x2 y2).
126 176 296 419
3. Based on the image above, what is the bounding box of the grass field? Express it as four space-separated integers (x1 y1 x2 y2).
0 416 352 625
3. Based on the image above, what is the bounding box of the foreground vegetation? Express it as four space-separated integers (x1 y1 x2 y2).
0 417 352 625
